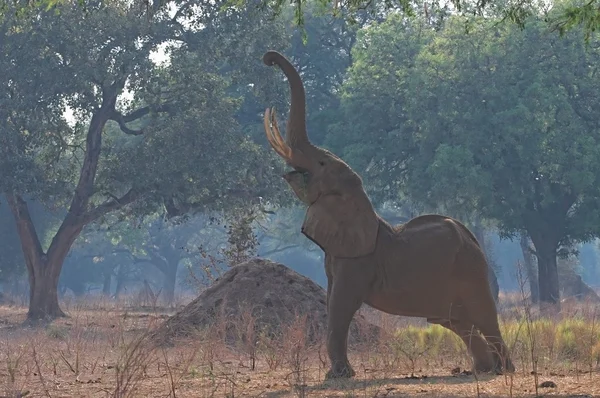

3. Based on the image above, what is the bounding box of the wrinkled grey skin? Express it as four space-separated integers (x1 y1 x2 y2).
262 50 515 379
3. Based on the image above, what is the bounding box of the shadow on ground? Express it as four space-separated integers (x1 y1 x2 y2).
379 395 593 398
307 373 497 391
299 374 596 398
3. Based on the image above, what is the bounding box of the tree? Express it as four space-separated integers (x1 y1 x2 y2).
5 0 600 53
56 214 148 297
115 215 210 305
0 0 286 320
339 12 600 308
219 0 600 44
0 202 26 284
519 233 540 303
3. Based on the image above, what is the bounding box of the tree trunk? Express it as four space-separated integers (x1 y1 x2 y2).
28 261 65 319
7 194 83 320
530 236 560 310
519 234 539 303
472 222 500 303
102 269 112 296
145 248 181 306
115 264 127 299
5 89 139 320
162 264 178 306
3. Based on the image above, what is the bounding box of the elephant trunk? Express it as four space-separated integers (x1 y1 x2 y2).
263 51 310 148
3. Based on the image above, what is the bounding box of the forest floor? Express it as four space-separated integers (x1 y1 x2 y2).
0 295 598 398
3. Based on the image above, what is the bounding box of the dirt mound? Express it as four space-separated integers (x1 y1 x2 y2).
151 258 379 346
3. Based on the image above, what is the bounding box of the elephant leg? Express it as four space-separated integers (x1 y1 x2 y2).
429 318 495 373
461 286 515 373
326 275 332 309
325 277 364 379
475 320 515 374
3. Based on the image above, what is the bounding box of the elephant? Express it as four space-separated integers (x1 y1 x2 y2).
261 50 515 379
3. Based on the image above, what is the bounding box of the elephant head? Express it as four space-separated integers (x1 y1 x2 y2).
262 51 379 258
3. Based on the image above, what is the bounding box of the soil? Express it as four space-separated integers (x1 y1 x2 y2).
150 258 380 346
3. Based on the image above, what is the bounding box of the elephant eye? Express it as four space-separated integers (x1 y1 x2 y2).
318 161 325 166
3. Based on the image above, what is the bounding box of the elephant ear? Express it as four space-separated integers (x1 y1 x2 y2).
301 191 379 258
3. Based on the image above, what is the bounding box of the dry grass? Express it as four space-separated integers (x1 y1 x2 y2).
0 294 598 398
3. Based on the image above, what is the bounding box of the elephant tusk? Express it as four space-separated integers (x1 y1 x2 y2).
269 108 293 159
264 107 292 161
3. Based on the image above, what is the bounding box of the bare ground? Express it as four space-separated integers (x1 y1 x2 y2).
0 301 598 398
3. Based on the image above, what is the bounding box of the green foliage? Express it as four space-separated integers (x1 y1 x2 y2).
220 0 600 44
340 10 600 244
3 0 600 61
551 0 600 41
2 0 291 217
332 11 600 303
0 0 300 316
329 14 432 205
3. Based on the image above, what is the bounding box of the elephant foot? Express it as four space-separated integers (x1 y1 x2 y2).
471 351 495 374
473 355 515 375
325 362 355 379
494 356 515 374
504 358 516 373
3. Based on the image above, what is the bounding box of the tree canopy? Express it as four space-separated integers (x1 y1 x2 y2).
3 0 599 44
0 0 291 319
335 11 600 305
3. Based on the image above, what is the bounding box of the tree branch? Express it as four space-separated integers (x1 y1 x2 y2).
5 193 44 281
143 249 171 274
68 84 120 217
109 104 173 135
80 188 138 224
109 110 144 135
163 187 271 219
132 256 155 265
112 248 135 256
259 244 300 257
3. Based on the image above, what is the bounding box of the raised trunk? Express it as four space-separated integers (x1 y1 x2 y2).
519 234 539 303
262 51 309 147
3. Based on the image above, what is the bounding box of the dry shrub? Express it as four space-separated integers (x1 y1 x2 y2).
0 336 29 397
368 315 400 376
232 302 260 370
593 340 600 366
421 324 464 365
281 313 313 384
341 313 600 378
555 318 588 361
391 326 429 375
496 314 600 374
258 328 283 371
